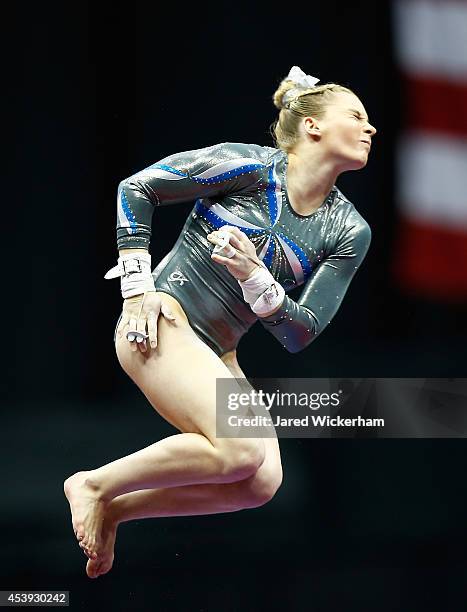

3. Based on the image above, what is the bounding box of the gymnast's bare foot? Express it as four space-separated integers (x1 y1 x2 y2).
86 515 118 579
63 471 107 560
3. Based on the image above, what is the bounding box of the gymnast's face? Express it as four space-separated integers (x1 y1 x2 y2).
305 91 377 171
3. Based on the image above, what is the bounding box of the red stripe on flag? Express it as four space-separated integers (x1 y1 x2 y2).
401 73 467 137
393 217 467 301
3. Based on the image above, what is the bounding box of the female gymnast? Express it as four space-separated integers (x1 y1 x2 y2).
64 66 376 578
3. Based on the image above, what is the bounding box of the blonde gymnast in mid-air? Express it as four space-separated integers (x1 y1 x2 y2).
64 65 376 578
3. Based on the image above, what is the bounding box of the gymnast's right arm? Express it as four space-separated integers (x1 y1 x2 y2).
115 142 266 251
110 142 266 352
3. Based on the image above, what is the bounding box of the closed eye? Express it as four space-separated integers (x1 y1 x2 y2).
348 108 369 122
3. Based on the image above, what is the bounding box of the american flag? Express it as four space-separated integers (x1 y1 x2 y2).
392 0 467 301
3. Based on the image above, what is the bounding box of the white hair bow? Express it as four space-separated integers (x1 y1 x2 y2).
287 66 320 88
282 65 320 106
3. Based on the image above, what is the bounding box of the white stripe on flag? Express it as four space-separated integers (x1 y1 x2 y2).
394 0 467 81
397 131 467 229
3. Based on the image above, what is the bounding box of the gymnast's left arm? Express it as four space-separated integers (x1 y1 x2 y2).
258 219 372 353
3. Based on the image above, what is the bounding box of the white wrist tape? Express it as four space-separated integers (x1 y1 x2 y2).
238 265 285 315
104 252 155 299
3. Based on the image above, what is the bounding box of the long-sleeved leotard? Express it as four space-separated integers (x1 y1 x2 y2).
115 142 371 356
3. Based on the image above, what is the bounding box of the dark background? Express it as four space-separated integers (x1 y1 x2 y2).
6 1 467 610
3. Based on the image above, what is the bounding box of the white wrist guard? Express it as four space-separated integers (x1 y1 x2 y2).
238 265 285 315
104 252 155 299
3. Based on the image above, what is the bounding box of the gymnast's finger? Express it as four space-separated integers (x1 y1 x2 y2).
207 232 223 245
127 317 138 351
160 304 177 323
211 252 232 265
147 310 158 349
116 315 129 338
224 226 247 243
223 232 243 251
136 316 148 352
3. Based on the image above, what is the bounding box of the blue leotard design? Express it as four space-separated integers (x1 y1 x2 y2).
115 142 371 356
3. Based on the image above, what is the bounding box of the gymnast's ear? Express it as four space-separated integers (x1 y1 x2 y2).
303 116 321 137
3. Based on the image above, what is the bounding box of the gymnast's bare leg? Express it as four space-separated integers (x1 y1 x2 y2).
64 293 282 577
82 436 281 579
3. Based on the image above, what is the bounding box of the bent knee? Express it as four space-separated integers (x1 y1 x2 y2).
218 439 266 482
249 467 283 508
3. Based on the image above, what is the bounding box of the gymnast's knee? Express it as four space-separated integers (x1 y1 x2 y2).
217 438 266 482
241 464 283 509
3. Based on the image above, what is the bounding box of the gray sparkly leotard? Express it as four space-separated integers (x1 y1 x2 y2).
115 142 371 356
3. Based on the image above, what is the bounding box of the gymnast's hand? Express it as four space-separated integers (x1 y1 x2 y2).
116 291 176 353
208 226 263 281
